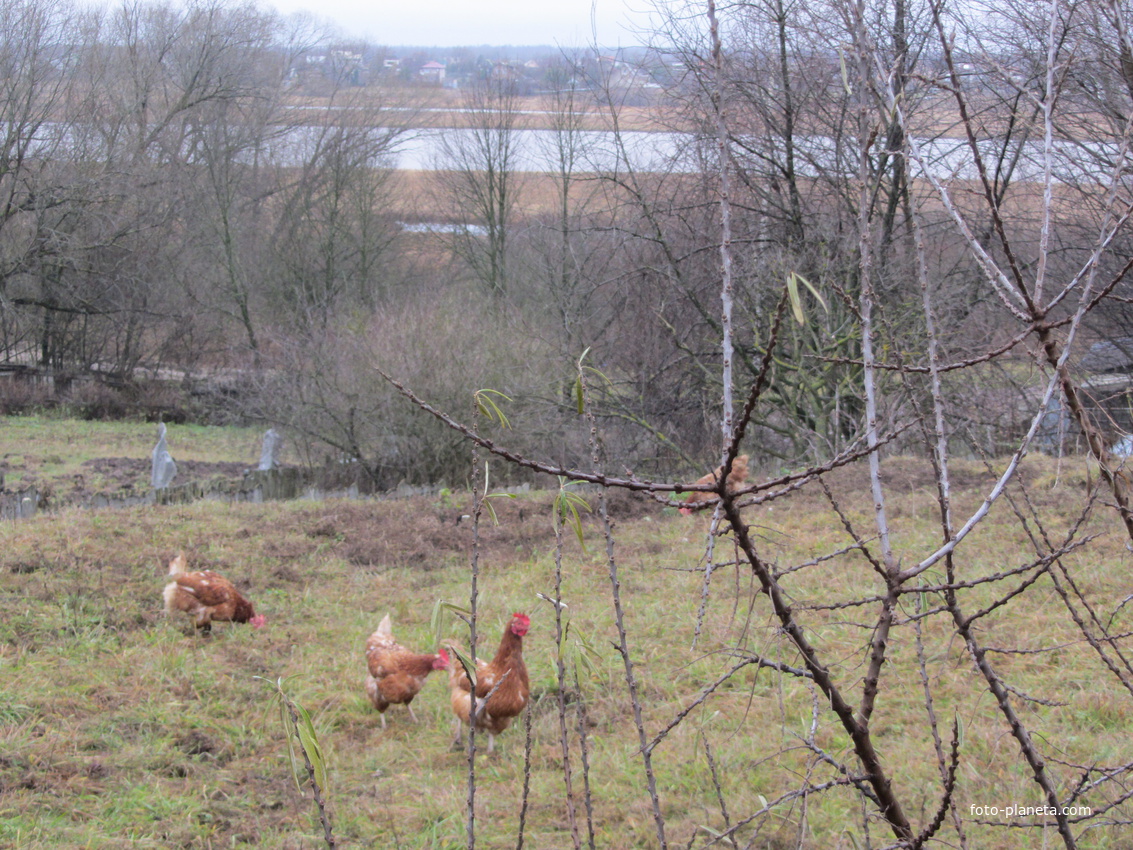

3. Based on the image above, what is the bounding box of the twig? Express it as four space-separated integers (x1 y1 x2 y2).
577 352 668 848
574 670 597 850
910 718 961 849
515 702 534 850
465 396 486 850
645 651 813 759
551 484 583 850
702 734 738 850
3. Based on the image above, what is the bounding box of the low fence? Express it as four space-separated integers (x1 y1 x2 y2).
0 467 386 521
0 488 41 520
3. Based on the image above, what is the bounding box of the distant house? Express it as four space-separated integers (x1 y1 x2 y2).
1080 337 1133 374
330 49 365 86
489 61 520 83
1040 336 1133 452
1079 337 1133 438
419 61 446 84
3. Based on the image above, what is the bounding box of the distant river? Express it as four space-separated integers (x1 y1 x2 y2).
22 116 1118 184
383 126 1116 185
387 127 689 173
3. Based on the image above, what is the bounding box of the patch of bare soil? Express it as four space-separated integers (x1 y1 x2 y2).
174 729 220 758
270 489 655 569
80 457 249 498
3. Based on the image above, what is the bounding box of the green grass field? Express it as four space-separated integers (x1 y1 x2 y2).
1 417 1131 848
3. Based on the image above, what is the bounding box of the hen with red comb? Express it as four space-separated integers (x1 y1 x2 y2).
444 612 531 753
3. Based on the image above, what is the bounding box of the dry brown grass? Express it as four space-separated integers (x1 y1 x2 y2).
286 86 671 133
1 439 1131 848
388 170 569 223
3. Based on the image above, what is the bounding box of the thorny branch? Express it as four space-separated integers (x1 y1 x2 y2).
367 1 1133 846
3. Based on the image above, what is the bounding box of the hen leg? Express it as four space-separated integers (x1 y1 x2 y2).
407 704 419 723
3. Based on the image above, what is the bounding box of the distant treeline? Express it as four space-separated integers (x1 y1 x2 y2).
0 0 1130 489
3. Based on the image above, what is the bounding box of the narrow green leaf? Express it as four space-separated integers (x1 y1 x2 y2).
433 600 474 644
786 271 828 326
473 388 512 429
583 365 612 387
563 626 601 679
295 704 327 791
793 271 828 312
574 347 594 413
786 272 806 325
553 479 592 552
430 598 445 641
447 645 477 687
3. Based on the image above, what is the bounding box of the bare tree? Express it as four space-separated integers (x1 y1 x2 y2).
435 70 526 298
525 53 616 356
159 1 309 360
0 0 84 364
268 85 409 330
372 0 1133 847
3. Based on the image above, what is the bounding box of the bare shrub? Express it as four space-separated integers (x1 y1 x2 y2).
248 289 561 488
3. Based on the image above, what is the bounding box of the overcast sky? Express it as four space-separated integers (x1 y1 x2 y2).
267 0 660 48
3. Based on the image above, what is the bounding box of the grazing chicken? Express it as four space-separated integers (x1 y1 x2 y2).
679 454 750 514
445 612 531 753
162 552 265 633
364 613 447 729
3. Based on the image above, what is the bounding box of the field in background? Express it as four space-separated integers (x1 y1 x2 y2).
0 417 266 505
389 168 613 225
285 88 673 133
0 417 1130 848
388 168 702 233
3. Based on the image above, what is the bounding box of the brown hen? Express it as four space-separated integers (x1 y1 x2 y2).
365 613 446 729
679 454 750 514
444 612 531 753
162 552 265 633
